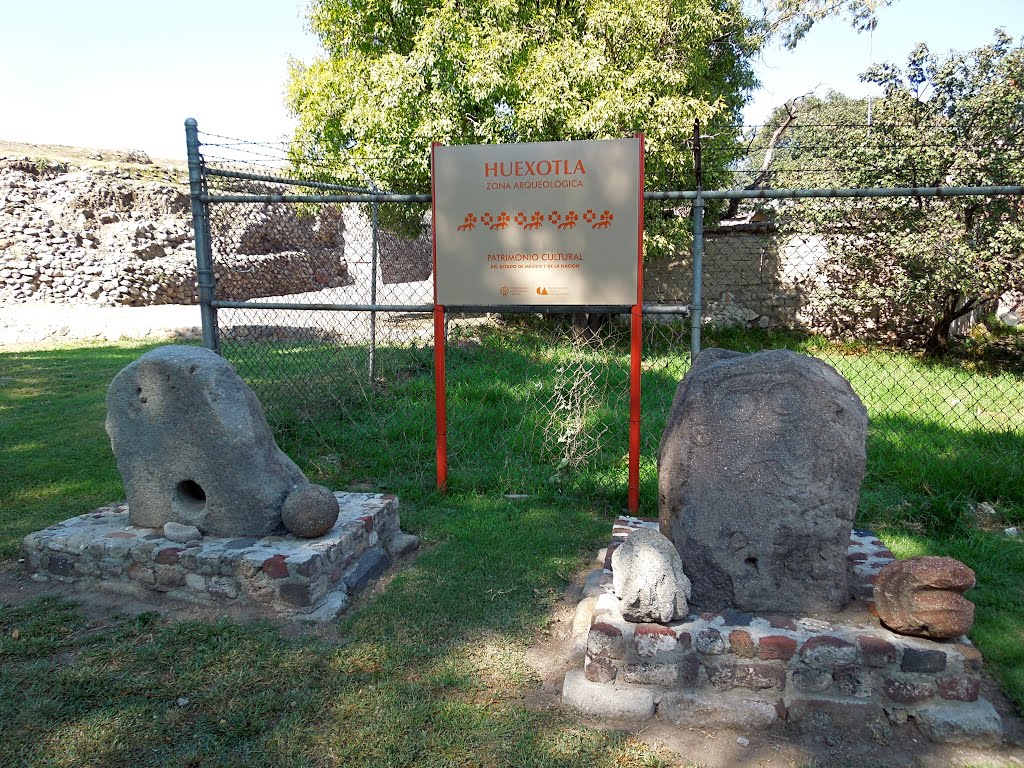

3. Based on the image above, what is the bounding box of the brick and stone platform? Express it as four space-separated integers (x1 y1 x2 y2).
22 492 416 622
562 517 1002 746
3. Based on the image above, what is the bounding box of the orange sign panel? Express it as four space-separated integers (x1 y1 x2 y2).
432 139 642 306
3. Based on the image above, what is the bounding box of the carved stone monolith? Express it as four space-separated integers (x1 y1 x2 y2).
658 348 868 614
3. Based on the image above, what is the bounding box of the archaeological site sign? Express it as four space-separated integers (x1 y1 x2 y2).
431 138 643 306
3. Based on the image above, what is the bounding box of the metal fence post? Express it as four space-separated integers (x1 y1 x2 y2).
369 198 379 382
691 190 704 358
184 118 219 352
690 120 704 358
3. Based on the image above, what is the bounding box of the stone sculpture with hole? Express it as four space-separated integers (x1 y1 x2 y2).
22 345 419 621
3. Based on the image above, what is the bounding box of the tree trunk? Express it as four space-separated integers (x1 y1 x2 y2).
726 96 807 219
571 312 609 343
924 291 979 358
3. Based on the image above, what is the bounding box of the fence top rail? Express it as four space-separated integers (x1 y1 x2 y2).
211 300 434 312
201 185 1023 206
203 167 376 195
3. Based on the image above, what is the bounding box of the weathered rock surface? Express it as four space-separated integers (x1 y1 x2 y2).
163 521 202 543
106 345 306 536
658 348 868 614
913 698 1001 745
561 668 656 720
282 483 341 538
874 556 976 639
384 531 422 559
612 528 690 623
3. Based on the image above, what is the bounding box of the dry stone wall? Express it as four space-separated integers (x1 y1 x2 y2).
0 156 349 306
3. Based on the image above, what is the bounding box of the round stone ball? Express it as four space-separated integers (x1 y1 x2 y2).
282 483 340 538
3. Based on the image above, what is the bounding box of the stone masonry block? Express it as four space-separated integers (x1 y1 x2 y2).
882 677 935 704
48 554 74 577
832 665 871 697
678 654 701 687
588 622 629 660
786 699 891 744
729 629 756 658
127 563 156 586
621 663 678 687
759 635 797 661
792 667 832 694
706 661 786 692
937 676 980 702
695 627 725 655
857 635 898 668
342 547 391 594
562 668 655 720
634 624 678 658
584 654 617 683
262 554 289 579
913 698 1001 746
953 643 984 672
901 647 947 673
278 582 312 608
658 691 779 730
800 635 858 667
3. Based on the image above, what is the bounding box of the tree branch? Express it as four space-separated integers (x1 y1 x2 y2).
726 94 809 217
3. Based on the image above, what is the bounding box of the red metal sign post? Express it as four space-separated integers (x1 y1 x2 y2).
431 137 645 509
628 134 645 514
430 142 448 492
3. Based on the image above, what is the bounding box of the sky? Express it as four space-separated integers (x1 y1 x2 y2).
0 0 1022 161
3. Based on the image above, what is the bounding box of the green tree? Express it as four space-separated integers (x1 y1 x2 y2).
286 0 758 248
749 32 1024 355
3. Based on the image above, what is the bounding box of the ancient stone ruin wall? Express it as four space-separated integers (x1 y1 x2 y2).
0 157 349 306
643 224 828 330
643 223 992 337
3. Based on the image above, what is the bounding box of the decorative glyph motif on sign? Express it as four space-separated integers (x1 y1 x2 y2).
456 209 615 232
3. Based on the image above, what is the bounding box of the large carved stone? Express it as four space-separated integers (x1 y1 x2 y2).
658 348 868 614
874 556 976 639
106 345 306 536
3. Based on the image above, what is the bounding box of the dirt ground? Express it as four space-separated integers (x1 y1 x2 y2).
2 556 1022 768
0 139 184 169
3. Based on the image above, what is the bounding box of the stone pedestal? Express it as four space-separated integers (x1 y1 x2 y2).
22 492 416 622
562 517 1002 747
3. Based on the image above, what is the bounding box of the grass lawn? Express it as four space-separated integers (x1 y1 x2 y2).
1 325 1021 766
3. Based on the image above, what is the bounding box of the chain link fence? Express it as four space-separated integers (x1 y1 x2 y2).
190 128 1023 514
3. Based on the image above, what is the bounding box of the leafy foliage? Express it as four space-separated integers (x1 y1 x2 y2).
749 0 893 50
746 32 1024 354
286 0 759 250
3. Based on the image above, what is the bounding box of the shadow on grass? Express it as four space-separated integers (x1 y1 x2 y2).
0 490 672 767
865 414 1024 514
